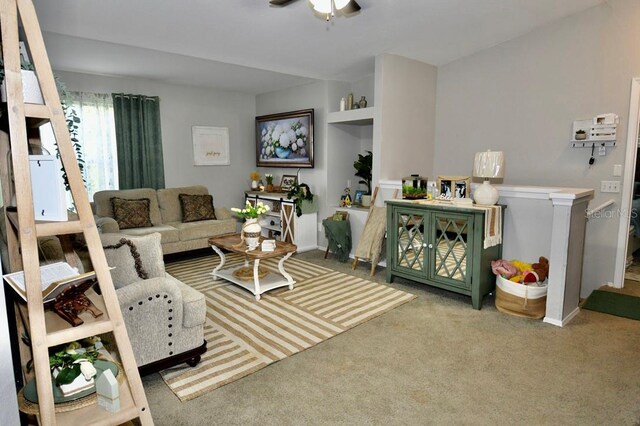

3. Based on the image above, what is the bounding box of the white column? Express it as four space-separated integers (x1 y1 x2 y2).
544 189 593 326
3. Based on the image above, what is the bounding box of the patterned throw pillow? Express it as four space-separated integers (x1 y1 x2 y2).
101 233 165 289
111 197 153 229
179 193 216 222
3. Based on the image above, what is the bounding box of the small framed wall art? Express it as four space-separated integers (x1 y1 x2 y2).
437 176 471 199
192 126 230 166
280 174 298 191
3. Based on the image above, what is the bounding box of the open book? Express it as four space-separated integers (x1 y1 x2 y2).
3 262 97 304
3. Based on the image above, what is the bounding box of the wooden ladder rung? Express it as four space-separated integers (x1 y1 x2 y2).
46 318 115 347
90 406 141 426
23 103 50 119
36 220 85 237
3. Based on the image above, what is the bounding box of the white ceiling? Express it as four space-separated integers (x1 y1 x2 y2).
33 0 605 95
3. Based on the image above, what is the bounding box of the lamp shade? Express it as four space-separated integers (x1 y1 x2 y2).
473 150 504 179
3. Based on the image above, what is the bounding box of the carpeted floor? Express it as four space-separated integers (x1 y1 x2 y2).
161 254 415 401
141 250 640 425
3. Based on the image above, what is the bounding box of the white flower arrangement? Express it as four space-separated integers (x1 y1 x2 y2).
265 173 274 185
231 200 270 219
259 120 308 160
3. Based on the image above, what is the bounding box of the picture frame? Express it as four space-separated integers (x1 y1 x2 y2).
280 174 298 191
354 190 365 205
256 109 314 168
192 126 230 166
437 176 471 199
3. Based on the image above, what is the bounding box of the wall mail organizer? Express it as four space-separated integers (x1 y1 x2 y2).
571 113 619 148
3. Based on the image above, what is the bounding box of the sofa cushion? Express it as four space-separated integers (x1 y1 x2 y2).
157 186 209 223
179 193 216 222
111 197 153 229
101 233 165 288
169 219 237 242
94 188 162 226
113 224 180 244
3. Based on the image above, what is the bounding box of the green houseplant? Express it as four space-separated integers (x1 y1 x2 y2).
354 150 372 195
286 182 315 217
0 58 85 194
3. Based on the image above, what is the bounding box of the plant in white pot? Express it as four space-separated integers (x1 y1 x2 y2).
0 55 43 104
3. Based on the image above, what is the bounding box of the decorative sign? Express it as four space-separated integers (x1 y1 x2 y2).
192 126 230 166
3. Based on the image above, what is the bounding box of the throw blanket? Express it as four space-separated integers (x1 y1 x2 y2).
322 218 352 262
354 206 387 264
469 204 503 249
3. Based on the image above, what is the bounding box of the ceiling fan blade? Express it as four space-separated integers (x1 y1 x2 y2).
342 0 361 14
269 0 298 6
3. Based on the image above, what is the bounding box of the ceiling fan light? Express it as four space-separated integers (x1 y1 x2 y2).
310 0 332 14
334 0 350 10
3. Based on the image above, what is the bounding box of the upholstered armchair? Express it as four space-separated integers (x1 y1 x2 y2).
100 232 207 375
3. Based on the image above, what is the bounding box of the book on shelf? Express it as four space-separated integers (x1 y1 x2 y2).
2 261 97 304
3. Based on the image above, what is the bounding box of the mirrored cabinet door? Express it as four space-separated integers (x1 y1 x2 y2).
395 211 428 274
430 212 474 288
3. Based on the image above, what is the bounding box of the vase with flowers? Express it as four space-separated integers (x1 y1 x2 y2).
265 173 274 192
249 171 261 190
231 200 270 250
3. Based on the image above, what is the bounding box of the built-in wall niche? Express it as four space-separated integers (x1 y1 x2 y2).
326 114 374 207
328 75 375 114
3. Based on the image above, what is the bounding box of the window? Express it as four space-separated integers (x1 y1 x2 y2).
41 91 118 201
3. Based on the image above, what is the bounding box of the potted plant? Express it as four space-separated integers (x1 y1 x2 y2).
231 200 270 250
0 54 42 104
575 129 587 140
354 151 372 195
249 171 261 190
286 182 315 217
265 173 274 192
45 337 104 397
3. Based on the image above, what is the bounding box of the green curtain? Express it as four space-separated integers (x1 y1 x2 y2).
112 93 165 189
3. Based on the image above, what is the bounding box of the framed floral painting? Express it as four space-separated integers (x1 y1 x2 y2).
256 109 314 168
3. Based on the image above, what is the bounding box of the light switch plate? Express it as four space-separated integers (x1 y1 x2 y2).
601 181 620 193
613 164 622 176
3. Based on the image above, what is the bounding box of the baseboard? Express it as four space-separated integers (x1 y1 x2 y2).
543 307 580 327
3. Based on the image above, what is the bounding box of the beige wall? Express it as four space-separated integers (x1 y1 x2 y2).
376 54 437 183
54 70 256 210
433 0 640 295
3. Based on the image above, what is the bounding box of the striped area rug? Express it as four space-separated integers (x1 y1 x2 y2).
160 253 416 401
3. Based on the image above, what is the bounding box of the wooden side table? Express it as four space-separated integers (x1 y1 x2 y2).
208 234 297 300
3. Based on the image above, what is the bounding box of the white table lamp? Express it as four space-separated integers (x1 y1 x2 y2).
473 150 504 205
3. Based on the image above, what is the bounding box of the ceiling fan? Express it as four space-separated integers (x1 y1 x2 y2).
270 0 361 21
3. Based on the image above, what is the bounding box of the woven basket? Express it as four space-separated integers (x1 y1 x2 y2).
495 276 547 319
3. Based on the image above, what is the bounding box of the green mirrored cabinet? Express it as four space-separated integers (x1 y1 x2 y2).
386 200 503 309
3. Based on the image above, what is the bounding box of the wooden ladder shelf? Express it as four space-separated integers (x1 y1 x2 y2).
0 0 152 424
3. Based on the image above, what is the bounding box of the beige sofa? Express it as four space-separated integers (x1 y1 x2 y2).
93 185 236 254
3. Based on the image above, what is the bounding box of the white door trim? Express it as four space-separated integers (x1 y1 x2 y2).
614 78 640 287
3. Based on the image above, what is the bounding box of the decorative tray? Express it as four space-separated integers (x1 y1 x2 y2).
233 266 268 281
23 359 118 404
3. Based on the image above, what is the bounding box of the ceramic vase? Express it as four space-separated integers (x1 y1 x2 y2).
251 180 259 190
243 218 262 250
275 146 292 159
